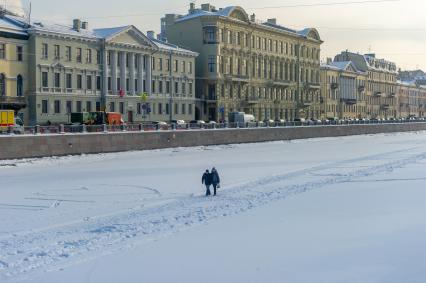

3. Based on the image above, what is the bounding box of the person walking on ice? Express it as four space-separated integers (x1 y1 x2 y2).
202 169 212 196
211 167 221 196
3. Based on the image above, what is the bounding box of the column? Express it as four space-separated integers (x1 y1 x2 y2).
137 54 144 94
129 52 135 95
120 51 126 94
111 50 117 95
145 54 152 96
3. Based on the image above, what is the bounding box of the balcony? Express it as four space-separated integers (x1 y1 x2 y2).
331 82 339 90
0 96 27 110
223 74 250 83
273 80 293 88
389 92 396 98
381 104 390 110
241 96 260 107
300 100 313 108
341 98 357 105
304 83 321 90
373 91 382 97
358 85 366 92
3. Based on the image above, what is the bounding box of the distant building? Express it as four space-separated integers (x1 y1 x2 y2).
320 59 367 120
334 51 398 119
161 3 323 121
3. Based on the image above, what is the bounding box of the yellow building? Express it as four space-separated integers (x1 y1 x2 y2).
0 11 28 121
162 3 323 122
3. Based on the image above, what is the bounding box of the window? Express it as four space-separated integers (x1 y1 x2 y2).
77 74 82 89
208 56 216 72
135 79 138 92
166 81 170 94
158 58 163 71
158 103 162 114
174 60 178 72
76 48 82 63
151 57 155 70
87 75 92 90
65 46 71 61
76 101 82 112
204 26 217 44
108 77 112 91
174 103 178 115
17 46 23 61
42 72 48 88
86 101 92 112
126 78 130 92
189 83 193 95
96 51 101 64
181 61 186 73
119 102 124 114
152 80 156 93
66 74 72 89
42 100 48 114
109 101 115 112
182 82 186 94
159 81 163 93
0 43 5 59
166 59 170 71
166 103 169 115
182 104 186 115
189 104 193 115
107 51 111 66
54 45 60 59
42 43 48 59
96 76 101 90
54 100 61 113
96 101 101 111
16 75 23 97
54 73 60 88
86 49 92 63
0 73 6 96
117 78 121 91
137 103 142 114
174 82 178 94
189 62 193 74
66 101 72 113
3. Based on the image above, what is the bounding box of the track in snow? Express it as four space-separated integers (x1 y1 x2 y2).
1 146 426 282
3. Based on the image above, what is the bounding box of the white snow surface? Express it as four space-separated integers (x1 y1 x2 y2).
1 132 426 282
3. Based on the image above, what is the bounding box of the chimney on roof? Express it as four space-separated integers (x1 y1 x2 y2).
81 21 88 30
73 19 81 31
147 30 156 39
201 3 214 12
189 2 196 13
267 18 277 25
250 14 256 22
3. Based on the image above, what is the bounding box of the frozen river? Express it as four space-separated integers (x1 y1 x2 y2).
1 131 426 282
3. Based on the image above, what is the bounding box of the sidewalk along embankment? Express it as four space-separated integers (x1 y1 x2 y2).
1 123 426 160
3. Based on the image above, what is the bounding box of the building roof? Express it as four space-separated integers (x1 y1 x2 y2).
93 26 130 39
0 14 28 36
150 37 198 57
321 60 365 74
173 5 322 42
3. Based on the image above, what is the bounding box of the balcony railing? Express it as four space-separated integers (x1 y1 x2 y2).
341 98 357 105
0 96 27 110
304 83 321 90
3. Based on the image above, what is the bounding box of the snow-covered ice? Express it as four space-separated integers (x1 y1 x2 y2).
1 132 426 282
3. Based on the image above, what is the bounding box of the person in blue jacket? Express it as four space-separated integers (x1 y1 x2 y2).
202 169 212 196
211 167 221 196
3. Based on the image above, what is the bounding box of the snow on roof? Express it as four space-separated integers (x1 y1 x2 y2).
29 20 97 39
150 37 198 57
175 6 240 23
93 26 130 39
0 14 27 35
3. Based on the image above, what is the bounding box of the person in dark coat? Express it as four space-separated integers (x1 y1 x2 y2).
211 167 221 196
202 169 212 196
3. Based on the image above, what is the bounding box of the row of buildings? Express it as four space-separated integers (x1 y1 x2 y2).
1 3 425 125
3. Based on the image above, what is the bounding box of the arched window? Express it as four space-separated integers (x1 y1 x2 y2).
17 75 23 97
0 74 5 96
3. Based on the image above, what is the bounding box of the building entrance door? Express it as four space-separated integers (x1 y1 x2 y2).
128 111 134 123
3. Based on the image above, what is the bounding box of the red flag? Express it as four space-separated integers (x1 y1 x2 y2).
119 89 124 97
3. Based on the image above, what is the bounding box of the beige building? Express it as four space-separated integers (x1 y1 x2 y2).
0 10 28 120
26 19 197 125
334 51 398 119
161 3 323 122
320 60 367 120
396 82 426 118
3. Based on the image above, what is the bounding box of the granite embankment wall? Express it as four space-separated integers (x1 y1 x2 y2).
1 123 426 160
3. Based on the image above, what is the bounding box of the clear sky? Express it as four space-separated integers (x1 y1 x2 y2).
20 0 426 70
